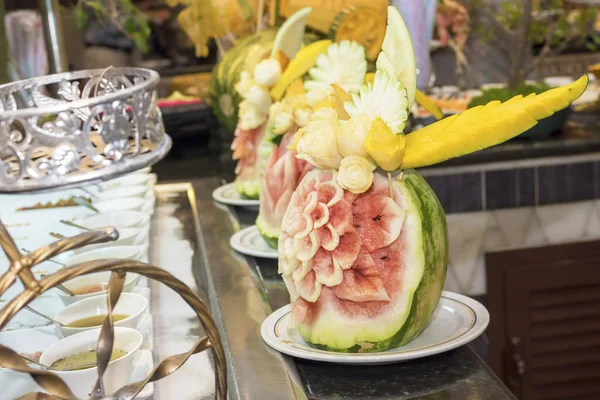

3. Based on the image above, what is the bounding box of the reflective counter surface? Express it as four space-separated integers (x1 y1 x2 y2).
182 177 517 400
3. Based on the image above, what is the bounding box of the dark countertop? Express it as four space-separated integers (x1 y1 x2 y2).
225 200 517 400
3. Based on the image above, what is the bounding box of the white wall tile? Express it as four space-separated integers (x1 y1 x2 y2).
536 201 593 244
584 206 600 239
447 212 490 294
523 211 548 247
494 208 534 248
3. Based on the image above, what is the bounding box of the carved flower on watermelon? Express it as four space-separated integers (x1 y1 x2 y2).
279 168 449 351
256 131 313 248
279 170 406 303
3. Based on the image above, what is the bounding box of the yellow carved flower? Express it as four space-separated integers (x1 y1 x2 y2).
336 156 374 194
365 117 406 171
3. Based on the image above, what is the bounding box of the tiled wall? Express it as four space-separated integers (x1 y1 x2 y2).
421 155 600 295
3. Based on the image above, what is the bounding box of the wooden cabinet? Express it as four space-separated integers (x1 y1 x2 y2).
486 240 600 400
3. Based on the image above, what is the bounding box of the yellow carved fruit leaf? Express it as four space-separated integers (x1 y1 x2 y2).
415 90 444 121
285 79 305 98
365 117 406 171
402 75 589 169
271 40 332 100
331 83 351 120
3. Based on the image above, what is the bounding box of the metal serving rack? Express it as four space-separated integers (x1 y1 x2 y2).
0 68 226 399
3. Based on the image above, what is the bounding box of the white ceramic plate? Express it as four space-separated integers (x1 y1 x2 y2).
230 225 278 259
212 183 259 208
261 291 489 365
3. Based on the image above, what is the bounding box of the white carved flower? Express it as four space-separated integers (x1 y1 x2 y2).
337 113 372 159
294 108 342 169
336 156 374 194
253 58 282 87
304 41 367 100
278 171 408 308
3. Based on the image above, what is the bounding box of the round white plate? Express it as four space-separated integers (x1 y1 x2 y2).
261 291 489 365
230 225 278 259
212 183 259 208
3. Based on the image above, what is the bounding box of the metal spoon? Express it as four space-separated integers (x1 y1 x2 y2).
21 248 66 267
24 305 66 327
59 220 91 231
40 274 76 296
20 355 51 370
20 355 98 371
78 187 99 199
73 196 99 213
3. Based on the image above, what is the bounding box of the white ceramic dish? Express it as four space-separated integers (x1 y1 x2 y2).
261 291 490 365
55 293 148 337
39 327 143 398
229 225 278 259
0 327 153 399
100 174 153 191
212 183 259 208
77 211 150 230
61 246 144 265
72 228 148 253
94 185 150 201
132 167 151 175
57 271 140 306
93 197 146 213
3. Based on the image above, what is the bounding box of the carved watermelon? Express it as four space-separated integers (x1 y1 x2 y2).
278 168 448 352
256 131 314 248
231 125 272 199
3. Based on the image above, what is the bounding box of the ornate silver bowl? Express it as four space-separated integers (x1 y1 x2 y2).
0 67 171 193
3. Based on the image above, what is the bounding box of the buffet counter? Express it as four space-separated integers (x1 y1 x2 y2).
163 177 516 399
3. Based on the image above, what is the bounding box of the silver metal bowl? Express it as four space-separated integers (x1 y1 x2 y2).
0 67 171 193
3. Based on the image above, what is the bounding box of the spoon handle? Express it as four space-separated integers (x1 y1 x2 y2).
39 275 76 297
20 355 50 370
24 305 65 327
59 219 91 231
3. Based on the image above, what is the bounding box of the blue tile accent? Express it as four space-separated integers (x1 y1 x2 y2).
425 172 482 213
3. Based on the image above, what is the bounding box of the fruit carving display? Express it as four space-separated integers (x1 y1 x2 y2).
228 8 315 199
257 39 368 248
278 6 588 352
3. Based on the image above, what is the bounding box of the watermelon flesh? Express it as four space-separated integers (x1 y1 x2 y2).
231 124 270 199
278 168 448 351
256 131 314 248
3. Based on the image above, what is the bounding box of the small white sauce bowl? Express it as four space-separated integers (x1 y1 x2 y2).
55 293 148 337
57 270 140 306
39 327 143 398
78 211 150 230
93 198 145 213
94 185 149 201
73 228 148 253
101 174 152 191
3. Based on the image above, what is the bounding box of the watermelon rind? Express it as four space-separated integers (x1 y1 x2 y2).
234 179 261 200
256 214 280 249
297 169 448 352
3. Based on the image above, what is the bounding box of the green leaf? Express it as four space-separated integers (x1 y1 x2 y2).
132 32 149 54
73 5 88 29
124 17 137 34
